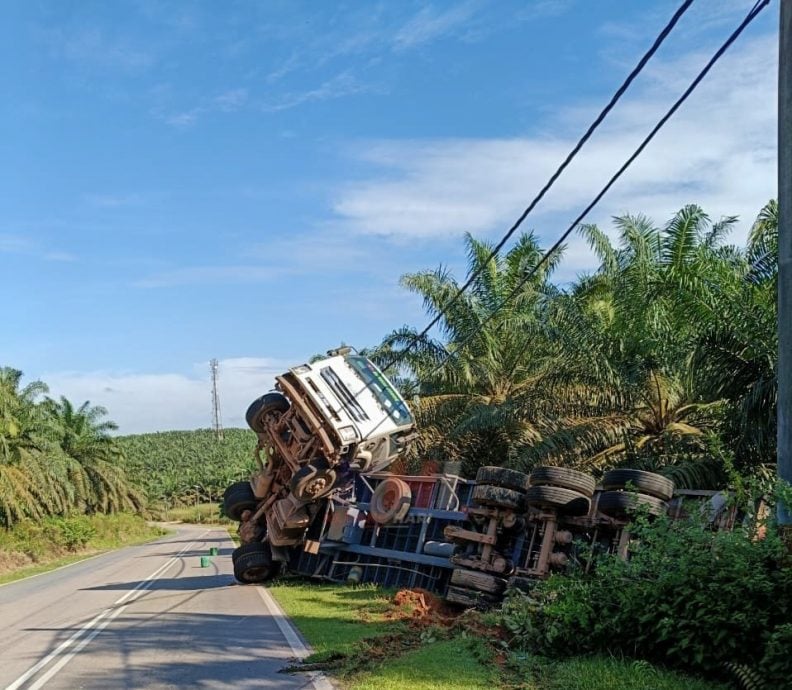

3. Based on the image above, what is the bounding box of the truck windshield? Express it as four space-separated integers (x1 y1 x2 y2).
346 355 413 425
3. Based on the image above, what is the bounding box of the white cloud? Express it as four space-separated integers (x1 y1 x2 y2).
261 71 375 112
0 234 33 253
0 233 77 262
214 88 248 111
156 87 249 127
44 357 291 434
40 27 154 73
393 3 478 50
330 33 776 261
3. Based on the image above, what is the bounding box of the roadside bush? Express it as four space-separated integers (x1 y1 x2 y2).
500 490 792 687
52 516 97 550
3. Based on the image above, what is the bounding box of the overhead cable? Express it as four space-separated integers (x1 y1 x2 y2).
426 0 771 375
381 0 697 371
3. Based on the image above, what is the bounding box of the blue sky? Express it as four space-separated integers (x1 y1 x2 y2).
1 1 778 432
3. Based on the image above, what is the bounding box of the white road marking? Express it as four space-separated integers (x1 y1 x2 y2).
4 530 209 690
26 605 127 690
255 586 335 690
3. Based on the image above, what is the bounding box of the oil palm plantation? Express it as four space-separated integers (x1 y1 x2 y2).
533 203 777 485
0 367 141 526
381 202 779 486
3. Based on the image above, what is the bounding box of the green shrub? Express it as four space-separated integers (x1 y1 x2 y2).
51 516 97 550
500 493 792 685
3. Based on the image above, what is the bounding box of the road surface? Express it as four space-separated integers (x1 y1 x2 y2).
0 525 325 690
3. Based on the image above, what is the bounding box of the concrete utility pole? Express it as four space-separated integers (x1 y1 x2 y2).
779 0 791 527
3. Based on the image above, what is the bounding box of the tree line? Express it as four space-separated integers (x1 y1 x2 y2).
373 201 778 488
0 369 142 527
1 200 778 528
0 367 257 528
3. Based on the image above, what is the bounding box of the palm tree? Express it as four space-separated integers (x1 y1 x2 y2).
0 368 75 525
376 232 563 475
682 200 778 469
529 203 776 485
45 397 143 514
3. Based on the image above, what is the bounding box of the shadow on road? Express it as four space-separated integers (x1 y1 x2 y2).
83 573 238 591
25 611 311 689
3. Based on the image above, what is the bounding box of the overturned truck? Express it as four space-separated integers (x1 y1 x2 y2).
224 347 417 582
225 351 732 608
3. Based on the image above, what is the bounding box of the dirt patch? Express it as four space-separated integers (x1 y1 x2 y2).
387 588 459 623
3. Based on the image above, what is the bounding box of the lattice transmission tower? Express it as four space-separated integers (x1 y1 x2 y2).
210 358 224 440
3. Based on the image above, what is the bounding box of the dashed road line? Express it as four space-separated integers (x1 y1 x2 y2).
4 531 209 690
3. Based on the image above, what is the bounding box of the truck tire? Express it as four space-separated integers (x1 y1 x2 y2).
475 466 531 493
602 469 674 502
232 542 281 583
472 484 525 511
445 585 500 609
596 490 668 518
450 568 506 594
290 464 337 502
369 477 412 524
529 466 596 497
246 392 290 433
223 481 257 521
524 485 590 516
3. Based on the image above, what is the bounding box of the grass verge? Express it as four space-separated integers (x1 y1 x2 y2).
269 579 503 689
268 578 729 690
0 513 169 585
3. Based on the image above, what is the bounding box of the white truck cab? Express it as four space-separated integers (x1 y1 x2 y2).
224 347 416 579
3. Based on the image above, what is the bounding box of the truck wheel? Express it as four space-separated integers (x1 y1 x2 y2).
450 568 506 594
524 486 590 516
602 469 674 502
475 466 531 493
529 466 596 497
472 484 525 511
223 481 257 521
369 477 412 524
290 465 337 502
232 542 281 583
445 585 500 609
596 490 668 518
246 392 290 433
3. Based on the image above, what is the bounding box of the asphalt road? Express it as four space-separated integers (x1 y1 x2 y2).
0 525 325 690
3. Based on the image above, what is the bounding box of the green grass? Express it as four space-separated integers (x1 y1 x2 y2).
269 579 729 690
268 580 394 659
269 580 497 689
0 513 168 585
525 655 729 690
350 637 497 690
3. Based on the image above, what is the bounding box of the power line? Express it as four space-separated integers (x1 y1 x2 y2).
425 0 770 377
381 0 697 371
